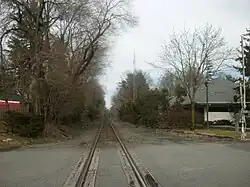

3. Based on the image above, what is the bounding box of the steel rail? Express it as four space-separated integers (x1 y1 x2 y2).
75 123 103 187
75 122 159 187
109 123 148 187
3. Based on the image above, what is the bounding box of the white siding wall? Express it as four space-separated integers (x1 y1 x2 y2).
204 108 234 121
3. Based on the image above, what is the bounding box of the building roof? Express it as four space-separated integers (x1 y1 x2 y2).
182 78 237 105
0 94 22 101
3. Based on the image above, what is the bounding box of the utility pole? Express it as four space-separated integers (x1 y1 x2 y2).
204 60 210 129
132 49 136 102
240 34 247 139
239 81 243 128
204 79 209 128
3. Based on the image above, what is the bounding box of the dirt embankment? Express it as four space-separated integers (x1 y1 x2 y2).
0 121 99 151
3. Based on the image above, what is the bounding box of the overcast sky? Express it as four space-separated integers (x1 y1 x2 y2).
100 0 250 108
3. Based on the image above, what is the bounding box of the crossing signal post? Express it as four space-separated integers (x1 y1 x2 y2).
240 32 249 139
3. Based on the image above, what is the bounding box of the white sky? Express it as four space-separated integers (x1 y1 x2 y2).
101 0 250 108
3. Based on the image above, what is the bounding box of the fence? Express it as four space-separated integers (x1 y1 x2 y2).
0 108 28 120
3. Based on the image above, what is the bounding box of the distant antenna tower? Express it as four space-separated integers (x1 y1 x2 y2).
133 49 136 102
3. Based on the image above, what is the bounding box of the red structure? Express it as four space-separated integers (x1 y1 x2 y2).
0 100 21 112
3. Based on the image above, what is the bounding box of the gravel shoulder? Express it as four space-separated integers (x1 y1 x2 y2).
0 122 100 152
114 121 238 145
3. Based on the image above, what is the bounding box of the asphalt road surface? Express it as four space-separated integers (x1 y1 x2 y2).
95 147 128 187
0 129 96 187
0 146 85 187
133 141 250 187
1 124 250 187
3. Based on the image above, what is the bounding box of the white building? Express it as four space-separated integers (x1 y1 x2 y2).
182 78 242 123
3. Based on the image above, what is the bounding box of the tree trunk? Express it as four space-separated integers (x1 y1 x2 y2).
191 101 195 130
35 98 39 115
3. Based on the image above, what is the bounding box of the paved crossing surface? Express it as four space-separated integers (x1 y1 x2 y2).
95 147 128 187
0 147 84 187
133 142 250 187
1 124 250 187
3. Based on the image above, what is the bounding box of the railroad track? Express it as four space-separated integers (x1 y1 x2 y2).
64 122 161 187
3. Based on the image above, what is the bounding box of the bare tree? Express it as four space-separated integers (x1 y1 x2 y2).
54 0 137 82
158 25 233 129
0 0 136 136
159 71 177 96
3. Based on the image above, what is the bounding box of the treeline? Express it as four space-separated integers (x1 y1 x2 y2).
0 0 135 137
110 70 199 128
111 25 250 129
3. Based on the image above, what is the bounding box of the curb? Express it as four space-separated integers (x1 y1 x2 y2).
157 129 250 142
172 130 238 140
193 132 235 140
184 131 250 141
